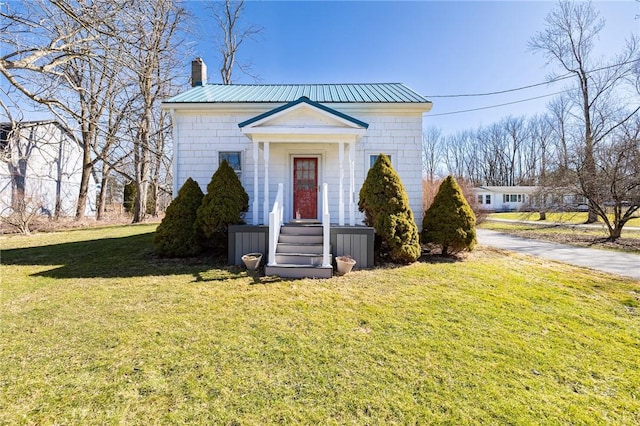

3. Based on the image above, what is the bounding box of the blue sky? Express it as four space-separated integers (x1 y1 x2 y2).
189 0 640 136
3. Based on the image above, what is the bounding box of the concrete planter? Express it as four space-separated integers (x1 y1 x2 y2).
241 253 263 271
336 255 356 275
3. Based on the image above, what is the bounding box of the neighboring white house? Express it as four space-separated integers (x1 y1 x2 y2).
473 186 538 212
0 120 96 217
473 185 589 212
161 60 432 228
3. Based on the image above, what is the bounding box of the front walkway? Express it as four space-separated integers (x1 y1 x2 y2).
476 229 640 281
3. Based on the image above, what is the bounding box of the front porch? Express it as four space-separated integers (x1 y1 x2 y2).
229 96 375 278
228 222 375 278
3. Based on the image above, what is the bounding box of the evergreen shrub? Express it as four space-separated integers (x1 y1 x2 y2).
123 182 136 213
123 181 156 215
422 175 477 255
154 178 204 257
358 154 421 264
196 160 249 251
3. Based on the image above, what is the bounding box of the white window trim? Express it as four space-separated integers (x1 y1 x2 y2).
218 150 244 184
366 151 397 170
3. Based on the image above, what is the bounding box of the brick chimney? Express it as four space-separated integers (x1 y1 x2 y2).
191 58 207 87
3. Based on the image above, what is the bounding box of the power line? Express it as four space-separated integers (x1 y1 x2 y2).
426 73 574 98
425 90 571 118
425 58 640 99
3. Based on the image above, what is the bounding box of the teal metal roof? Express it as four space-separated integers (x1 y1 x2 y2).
238 97 369 129
165 83 430 104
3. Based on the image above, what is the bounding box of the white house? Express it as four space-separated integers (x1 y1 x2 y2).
0 120 96 218
162 59 432 277
473 186 538 212
473 185 588 212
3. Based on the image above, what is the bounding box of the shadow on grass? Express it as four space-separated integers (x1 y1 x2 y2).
417 246 467 264
2 231 250 281
192 266 285 285
419 254 466 264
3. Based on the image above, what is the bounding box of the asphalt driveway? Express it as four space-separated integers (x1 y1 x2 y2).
476 229 640 281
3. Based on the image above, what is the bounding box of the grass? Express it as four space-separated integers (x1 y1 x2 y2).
488 211 640 227
2 224 639 424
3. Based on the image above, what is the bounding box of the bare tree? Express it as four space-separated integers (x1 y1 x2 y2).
209 0 262 84
0 195 43 235
422 127 444 182
1 0 128 220
578 115 640 239
547 94 573 182
0 124 32 211
94 85 137 220
443 131 474 182
2 0 188 223
122 0 187 223
528 114 554 219
502 116 528 186
530 0 640 223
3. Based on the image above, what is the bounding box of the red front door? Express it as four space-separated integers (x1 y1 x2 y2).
293 157 318 219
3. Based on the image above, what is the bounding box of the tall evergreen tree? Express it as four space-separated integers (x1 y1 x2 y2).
154 178 204 257
196 160 249 250
422 175 476 256
358 154 421 264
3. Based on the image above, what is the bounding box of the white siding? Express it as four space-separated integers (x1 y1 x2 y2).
172 109 425 227
0 122 96 217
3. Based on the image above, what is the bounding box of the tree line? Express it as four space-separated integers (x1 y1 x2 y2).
424 1 639 239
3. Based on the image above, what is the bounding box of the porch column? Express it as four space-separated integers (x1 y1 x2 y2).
263 142 270 225
169 108 179 197
338 141 345 226
349 141 356 226
252 141 259 225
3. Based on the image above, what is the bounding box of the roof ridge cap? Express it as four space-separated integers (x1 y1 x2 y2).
203 82 405 87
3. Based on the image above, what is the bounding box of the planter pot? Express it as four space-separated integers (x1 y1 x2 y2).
336 256 356 275
242 253 263 271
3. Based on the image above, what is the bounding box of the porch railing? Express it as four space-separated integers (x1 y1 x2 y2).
322 183 331 267
268 183 284 266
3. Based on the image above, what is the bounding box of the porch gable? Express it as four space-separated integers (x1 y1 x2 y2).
239 96 368 128
238 97 368 227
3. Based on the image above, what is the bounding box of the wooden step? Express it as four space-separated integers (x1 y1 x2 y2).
275 253 330 266
265 264 333 279
280 224 323 236
278 234 323 244
289 219 321 225
276 243 323 254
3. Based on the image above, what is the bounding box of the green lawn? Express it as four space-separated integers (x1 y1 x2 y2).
1 225 639 424
488 211 640 227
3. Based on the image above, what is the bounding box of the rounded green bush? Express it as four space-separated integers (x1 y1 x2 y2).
422 175 476 255
154 177 204 257
196 160 249 250
358 154 421 264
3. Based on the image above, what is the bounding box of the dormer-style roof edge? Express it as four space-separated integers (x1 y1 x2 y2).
238 96 369 129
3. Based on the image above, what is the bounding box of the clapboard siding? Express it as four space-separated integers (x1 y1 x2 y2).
171 110 424 227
